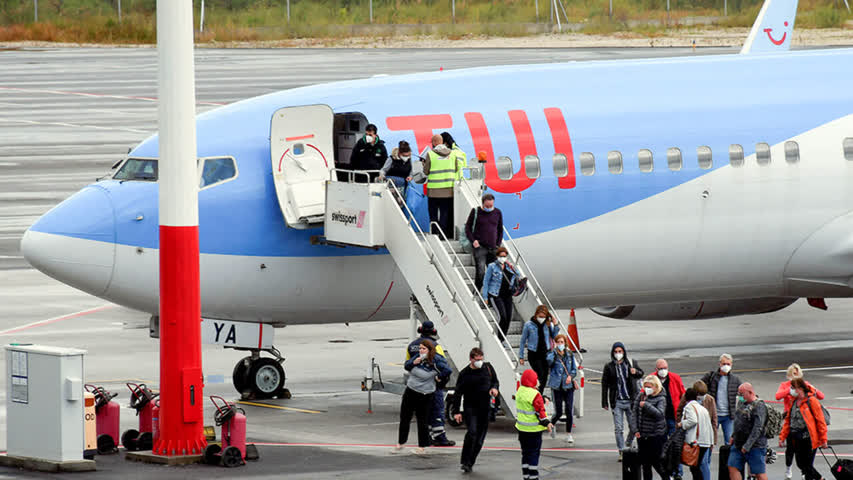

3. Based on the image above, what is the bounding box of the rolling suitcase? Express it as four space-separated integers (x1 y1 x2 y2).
821 446 853 480
622 445 641 480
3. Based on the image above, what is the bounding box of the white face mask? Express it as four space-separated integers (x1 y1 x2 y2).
720 365 732 373
789 387 798 397
556 344 566 352
644 387 654 396
418 352 427 360
365 134 375 143
400 155 411 161
497 256 507 264
536 316 546 324
614 352 624 361
658 369 669 377
473 360 484 369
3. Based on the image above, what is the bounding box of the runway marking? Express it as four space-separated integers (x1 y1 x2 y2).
237 400 324 414
772 365 853 373
0 255 23 259
0 117 149 134
0 86 226 106
0 304 114 336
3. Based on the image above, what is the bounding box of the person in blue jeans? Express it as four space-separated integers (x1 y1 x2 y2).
482 247 518 343
601 342 644 461
700 353 743 445
518 305 559 394
546 334 577 444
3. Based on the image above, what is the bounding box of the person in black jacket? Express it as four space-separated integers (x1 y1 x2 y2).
601 341 644 460
700 353 743 445
379 141 414 197
451 347 499 473
349 123 387 183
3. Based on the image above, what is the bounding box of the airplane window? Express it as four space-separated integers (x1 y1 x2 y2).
580 152 595 176
638 149 654 173
667 147 682 171
607 151 623 174
784 141 800 164
524 155 541 179
844 138 853 161
496 156 514 181
729 144 744 167
697 146 713 170
113 158 158 181
756 142 771 166
200 157 238 188
552 153 569 177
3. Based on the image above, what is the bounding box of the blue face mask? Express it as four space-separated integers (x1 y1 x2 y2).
483 206 494 212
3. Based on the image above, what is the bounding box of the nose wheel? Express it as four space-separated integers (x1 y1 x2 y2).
232 348 290 400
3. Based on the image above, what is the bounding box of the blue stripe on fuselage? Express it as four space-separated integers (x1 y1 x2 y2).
30 49 853 256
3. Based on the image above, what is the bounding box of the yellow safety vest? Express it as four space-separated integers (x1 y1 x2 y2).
515 386 546 432
427 150 458 190
451 144 467 180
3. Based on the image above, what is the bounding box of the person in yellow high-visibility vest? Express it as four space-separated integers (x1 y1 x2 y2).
441 131 467 180
516 369 553 480
423 134 459 236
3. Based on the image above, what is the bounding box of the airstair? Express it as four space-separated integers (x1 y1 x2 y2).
324 169 584 419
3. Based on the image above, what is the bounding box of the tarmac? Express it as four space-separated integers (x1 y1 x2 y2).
1 46 852 479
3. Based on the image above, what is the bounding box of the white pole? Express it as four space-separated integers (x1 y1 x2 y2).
553 0 562 31
724 0 727 16
200 0 205 32
34 0 38 22
667 0 670 23
535 0 540 22
609 0 613 18
287 0 291 23
369 0 373 23
117 0 122 23
452 0 456 24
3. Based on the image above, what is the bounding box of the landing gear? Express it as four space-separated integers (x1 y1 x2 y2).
231 347 290 400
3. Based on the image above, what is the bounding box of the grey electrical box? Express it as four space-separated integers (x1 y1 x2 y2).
5 344 86 462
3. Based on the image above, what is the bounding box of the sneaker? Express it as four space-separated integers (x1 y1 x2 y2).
432 437 456 447
566 434 574 445
389 445 404 454
785 467 792 479
618 451 623 462
411 447 428 456
460 464 472 473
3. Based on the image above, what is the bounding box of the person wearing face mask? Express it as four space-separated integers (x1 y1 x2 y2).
519 305 559 394
679 388 713 480
700 353 742 445
422 133 459 236
779 378 828 480
602 342 644 460
728 383 768 480
629 375 668 480
349 123 387 183
379 141 414 198
393 340 452 455
404 321 454 447
653 358 686 479
676 381 718 479
450 347 500 473
482 247 519 344
465 193 504 292
775 363 825 479
546 334 578 444
515 370 553 480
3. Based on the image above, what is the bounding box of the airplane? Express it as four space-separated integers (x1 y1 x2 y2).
20 5 853 400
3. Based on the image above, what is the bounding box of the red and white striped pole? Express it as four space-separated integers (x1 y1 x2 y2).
153 0 206 456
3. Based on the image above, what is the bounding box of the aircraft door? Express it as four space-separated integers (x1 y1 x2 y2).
271 104 334 228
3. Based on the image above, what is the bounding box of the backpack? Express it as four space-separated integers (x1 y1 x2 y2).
760 400 784 438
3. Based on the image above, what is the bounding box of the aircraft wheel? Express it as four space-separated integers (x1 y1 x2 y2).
247 357 286 399
232 356 252 395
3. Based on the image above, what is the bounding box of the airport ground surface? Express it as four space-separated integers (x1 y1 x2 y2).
1 47 852 478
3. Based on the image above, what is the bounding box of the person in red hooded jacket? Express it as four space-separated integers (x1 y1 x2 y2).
515 370 553 480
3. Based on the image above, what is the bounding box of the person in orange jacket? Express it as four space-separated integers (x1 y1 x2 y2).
779 378 828 480
775 363 825 479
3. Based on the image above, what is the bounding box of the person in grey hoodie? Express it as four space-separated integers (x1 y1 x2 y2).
629 375 668 480
392 340 452 455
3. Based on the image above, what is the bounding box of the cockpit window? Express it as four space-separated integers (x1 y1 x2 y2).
113 158 158 181
200 157 238 189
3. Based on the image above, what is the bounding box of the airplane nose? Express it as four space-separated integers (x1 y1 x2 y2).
22 185 116 297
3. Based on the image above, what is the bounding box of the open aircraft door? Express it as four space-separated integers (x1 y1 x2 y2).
271 104 334 229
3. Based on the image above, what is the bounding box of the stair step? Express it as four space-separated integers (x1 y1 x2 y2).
444 241 465 254
454 253 474 267
455 265 476 278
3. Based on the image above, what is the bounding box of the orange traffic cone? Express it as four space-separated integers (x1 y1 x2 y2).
567 309 586 353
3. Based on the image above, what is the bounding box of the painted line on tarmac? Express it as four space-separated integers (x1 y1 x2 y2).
237 400 324 414
0 304 114 336
773 365 853 373
0 86 226 106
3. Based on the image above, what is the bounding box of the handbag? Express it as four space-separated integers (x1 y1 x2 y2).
458 207 477 253
681 404 701 466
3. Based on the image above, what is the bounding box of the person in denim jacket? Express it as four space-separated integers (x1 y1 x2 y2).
481 247 518 342
519 305 559 394
547 334 578 444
